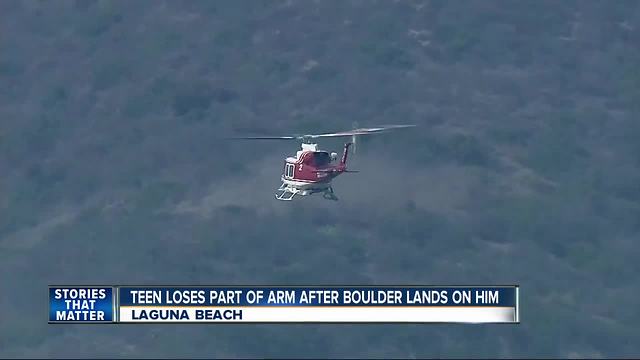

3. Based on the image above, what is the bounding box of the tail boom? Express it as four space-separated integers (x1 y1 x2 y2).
340 142 353 167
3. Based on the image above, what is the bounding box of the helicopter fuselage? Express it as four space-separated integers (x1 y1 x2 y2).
275 142 351 200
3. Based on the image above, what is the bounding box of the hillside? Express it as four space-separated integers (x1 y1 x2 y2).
1 1 639 357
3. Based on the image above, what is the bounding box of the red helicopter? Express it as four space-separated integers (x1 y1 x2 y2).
233 125 415 201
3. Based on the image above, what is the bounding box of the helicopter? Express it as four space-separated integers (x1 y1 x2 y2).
231 124 415 201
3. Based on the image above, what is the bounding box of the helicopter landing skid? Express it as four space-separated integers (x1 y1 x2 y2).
274 183 339 201
321 186 339 201
275 183 299 201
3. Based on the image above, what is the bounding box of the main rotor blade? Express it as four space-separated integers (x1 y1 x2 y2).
308 124 416 138
226 136 298 140
228 125 416 141
373 124 417 130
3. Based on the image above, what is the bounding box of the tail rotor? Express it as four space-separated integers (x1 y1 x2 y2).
351 121 358 154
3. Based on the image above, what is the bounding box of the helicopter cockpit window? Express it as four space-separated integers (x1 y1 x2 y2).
285 163 294 178
314 152 331 167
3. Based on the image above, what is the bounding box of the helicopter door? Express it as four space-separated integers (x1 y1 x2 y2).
284 163 295 179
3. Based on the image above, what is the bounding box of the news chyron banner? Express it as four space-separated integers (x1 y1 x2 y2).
49 286 520 324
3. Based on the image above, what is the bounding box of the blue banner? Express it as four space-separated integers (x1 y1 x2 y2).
118 286 517 307
49 286 114 323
